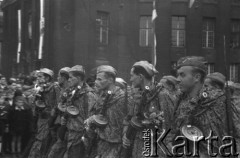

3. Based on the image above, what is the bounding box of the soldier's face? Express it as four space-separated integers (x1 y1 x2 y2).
68 73 79 88
95 72 110 91
204 78 212 89
204 78 219 90
130 68 141 88
58 74 67 86
37 73 45 84
177 66 196 93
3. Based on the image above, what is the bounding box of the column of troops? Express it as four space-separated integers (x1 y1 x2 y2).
0 56 240 158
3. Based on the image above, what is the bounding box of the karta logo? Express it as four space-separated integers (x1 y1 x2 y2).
142 129 239 157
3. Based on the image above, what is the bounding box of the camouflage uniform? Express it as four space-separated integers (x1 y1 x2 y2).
172 87 229 157
230 84 240 154
28 82 60 158
126 84 175 158
48 83 96 158
89 87 129 158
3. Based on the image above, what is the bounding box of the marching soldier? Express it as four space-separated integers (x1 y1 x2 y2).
48 65 96 158
50 67 71 131
122 61 174 158
28 68 60 158
57 67 71 92
46 67 71 157
172 56 231 157
86 65 130 158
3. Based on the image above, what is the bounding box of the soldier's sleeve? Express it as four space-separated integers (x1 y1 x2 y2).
123 96 134 126
66 92 95 132
99 96 129 143
158 91 175 130
54 84 61 106
158 91 176 148
86 91 97 117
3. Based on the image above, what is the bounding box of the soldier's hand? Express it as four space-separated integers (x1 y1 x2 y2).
61 116 67 125
84 115 95 125
122 133 131 148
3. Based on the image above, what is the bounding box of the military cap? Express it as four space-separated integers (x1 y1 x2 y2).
206 72 226 85
133 61 158 77
69 65 85 74
97 65 117 77
40 68 54 77
177 56 207 72
162 75 178 85
59 67 70 75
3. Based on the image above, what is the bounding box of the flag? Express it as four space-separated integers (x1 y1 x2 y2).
189 0 195 8
152 0 157 67
38 0 45 59
17 10 21 63
152 0 157 22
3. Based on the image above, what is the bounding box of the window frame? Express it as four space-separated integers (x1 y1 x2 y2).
230 19 240 49
206 63 215 74
202 18 215 49
171 16 186 47
139 15 154 47
230 63 239 82
96 11 109 45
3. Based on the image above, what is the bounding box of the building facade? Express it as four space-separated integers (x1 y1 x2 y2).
1 0 240 82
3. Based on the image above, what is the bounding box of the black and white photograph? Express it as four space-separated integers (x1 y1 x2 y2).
0 0 240 157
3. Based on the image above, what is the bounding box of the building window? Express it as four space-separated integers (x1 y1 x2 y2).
96 11 109 45
202 18 215 48
139 16 153 47
230 64 239 82
171 16 185 47
231 20 240 49
206 63 215 74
